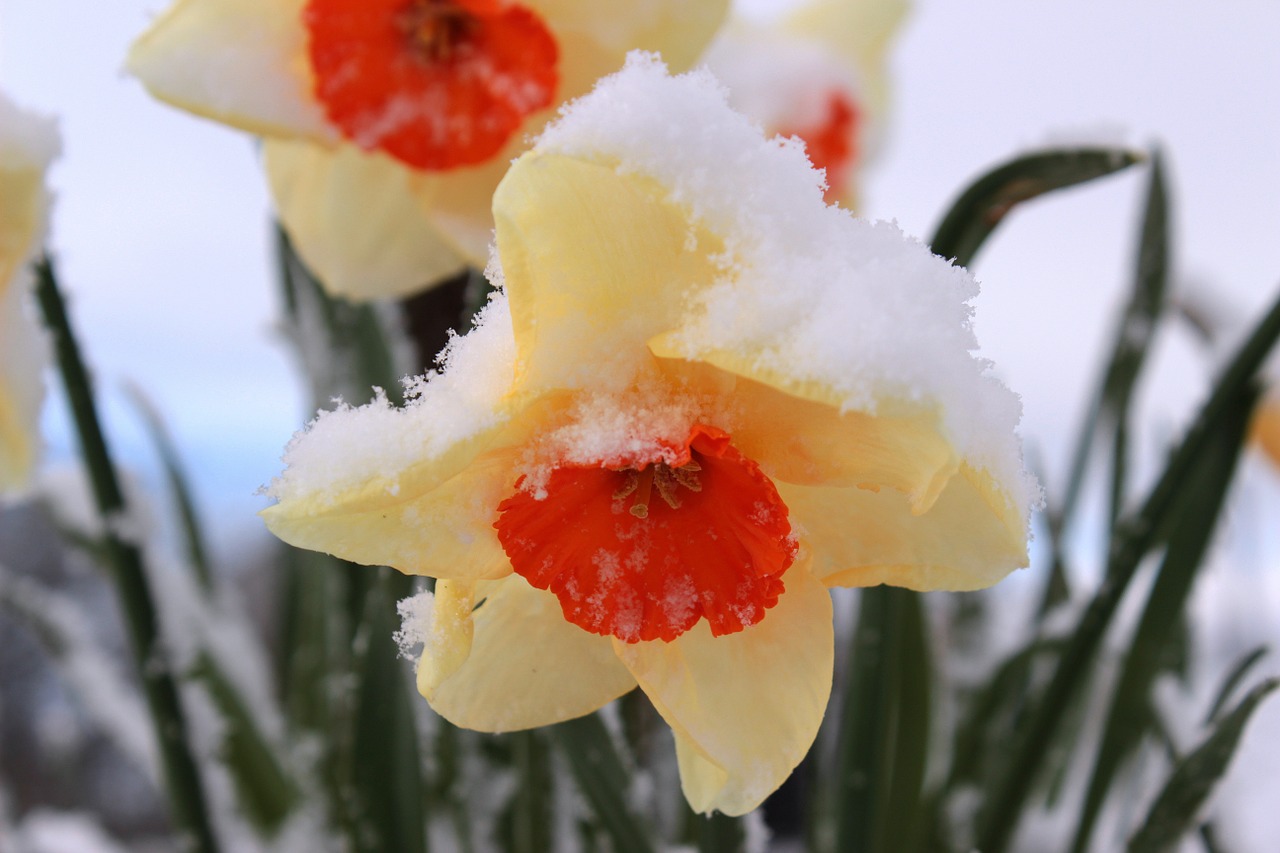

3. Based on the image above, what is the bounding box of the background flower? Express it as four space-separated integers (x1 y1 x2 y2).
703 0 908 208
263 54 1035 815
127 0 729 299
0 93 59 493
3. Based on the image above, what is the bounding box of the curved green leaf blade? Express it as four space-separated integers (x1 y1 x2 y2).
1128 678 1279 853
930 148 1143 267
553 713 656 853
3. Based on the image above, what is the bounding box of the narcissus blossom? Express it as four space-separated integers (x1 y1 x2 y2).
262 55 1036 815
127 0 728 300
704 0 907 207
0 94 58 493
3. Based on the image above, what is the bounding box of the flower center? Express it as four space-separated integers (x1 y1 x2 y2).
495 425 797 644
304 0 559 170
778 89 860 203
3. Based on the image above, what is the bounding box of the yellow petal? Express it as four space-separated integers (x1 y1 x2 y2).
662 359 958 513
534 0 730 98
424 576 637 732
493 152 722 394
264 139 466 300
409 136 529 268
0 170 46 290
127 0 334 142
613 566 833 816
416 579 478 693
0 364 38 491
788 462 1028 591
263 424 521 581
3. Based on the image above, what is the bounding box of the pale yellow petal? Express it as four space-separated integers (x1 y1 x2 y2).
127 0 335 142
0 169 46 289
0 374 37 491
614 566 833 816
788 462 1028 591
264 139 466 300
532 0 730 98
662 359 957 513
416 579 478 693
263 425 520 581
493 152 722 393
408 136 527 268
424 576 637 732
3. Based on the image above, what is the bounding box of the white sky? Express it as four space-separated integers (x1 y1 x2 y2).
4 0 1280 846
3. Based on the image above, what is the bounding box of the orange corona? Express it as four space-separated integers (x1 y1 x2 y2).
305 0 559 170
496 425 796 643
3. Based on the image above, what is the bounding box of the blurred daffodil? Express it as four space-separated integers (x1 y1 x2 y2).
0 94 58 493
1252 393 1280 467
262 56 1035 815
704 0 907 208
127 0 728 300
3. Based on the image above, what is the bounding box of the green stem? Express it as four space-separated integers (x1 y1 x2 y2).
33 256 219 852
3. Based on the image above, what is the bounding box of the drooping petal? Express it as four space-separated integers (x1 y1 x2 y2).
416 579 478 693
264 139 465 299
423 575 636 731
492 151 723 394
127 0 336 142
787 462 1028 591
613 566 833 815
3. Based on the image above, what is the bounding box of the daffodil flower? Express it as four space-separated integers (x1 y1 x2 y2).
704 0 908 207
0 93 58 493
262 55 1036 815
127 0 728 300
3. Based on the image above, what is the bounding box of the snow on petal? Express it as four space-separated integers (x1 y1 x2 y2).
533 53 1038 525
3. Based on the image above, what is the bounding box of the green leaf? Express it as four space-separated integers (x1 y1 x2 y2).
1056 152 1169 542
1128 678 1279 853
275 224 405 406
189 652 300 834
33 256 220 853
695 811 744 853
930 148 1143 268
349 571 427 853
504 730 553 853
122 383 214 592
1205 647 1269 725
975 278 1280 853
553 713 656 853
830 587 931 853
1070 360 1254 853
